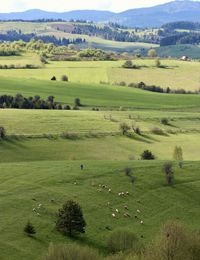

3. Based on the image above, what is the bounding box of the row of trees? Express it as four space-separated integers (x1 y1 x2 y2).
0 30 85 46
0 94 81 110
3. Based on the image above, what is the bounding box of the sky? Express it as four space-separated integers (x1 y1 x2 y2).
0 0 178 13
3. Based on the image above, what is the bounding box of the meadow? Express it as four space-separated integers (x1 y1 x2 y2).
0 56 200 90
0 51 200 259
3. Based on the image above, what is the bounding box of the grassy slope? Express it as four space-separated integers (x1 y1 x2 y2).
0 59 200 90
1 77 200 109
0 160 199 260
0 22 157 53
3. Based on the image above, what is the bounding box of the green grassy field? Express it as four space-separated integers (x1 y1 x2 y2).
0 159 199 260
1 77 200 109
0 50 200 259
1 58 200 90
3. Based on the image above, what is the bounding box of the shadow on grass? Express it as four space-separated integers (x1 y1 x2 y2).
126 133 153 144
74 235 107 254
0 137 27 148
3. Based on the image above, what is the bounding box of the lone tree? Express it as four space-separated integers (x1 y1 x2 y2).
56 200 86 237
173 146 183 168
148 49 157 58
24 221 36 236
0 126 6 140
120 123 130 135
163 162 174 186
141 150 155 160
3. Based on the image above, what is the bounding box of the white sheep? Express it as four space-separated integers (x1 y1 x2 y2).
137 209 141 213
140 220 144 224
37 213 40 216
112 213 116 218
124 205 128 210
115 209 119 213
108 189 111 193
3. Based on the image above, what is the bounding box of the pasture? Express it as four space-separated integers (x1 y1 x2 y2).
0 50 200 259
0 58 200 90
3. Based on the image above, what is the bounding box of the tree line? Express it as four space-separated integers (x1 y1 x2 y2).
0 94 81 110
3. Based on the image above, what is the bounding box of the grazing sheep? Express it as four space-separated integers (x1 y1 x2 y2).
124 213 131 218
108 189 111 193
137 209 141 213
140 220 144 224
115 209 119 213
107 202 110 206
37 213 40 216
32 208 36 212
124 205 128 210
112 213 116 218
126 191 129 195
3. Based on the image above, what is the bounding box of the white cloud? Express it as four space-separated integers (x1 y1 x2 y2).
0 0 178 13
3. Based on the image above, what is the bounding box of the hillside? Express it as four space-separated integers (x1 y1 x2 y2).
2 1 200 27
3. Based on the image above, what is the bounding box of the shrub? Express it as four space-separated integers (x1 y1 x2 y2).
155 58 161 68
44 243 101 260
141 150 155 160
24 221 36 236
122 60 139 69
61 75 68 82
0 126 6 139
64 105 71 110
133 127 141 135
148 49 157 57
107 229 140 254
51 76 56 81
151 127 164 135
120 123 130 135
156 221 190 260
56 200 86 237
161 118 169 125
74 98 81 107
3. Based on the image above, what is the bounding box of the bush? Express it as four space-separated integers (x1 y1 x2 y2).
133 127 141 135
24 221 36 236
161 118 169 125
74 98 81 107
64 105 71 110
163 162 174 186
0 126 6 139
122 60 139 69
141 150 155 160
44 243 101 260
61 75 68 82
120 123 130 135
151 127 165 135
51 76 56 81
107 229 141 254
56 200 86 237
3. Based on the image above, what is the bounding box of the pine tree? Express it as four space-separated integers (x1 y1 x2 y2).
56 200 86 237
24 221 36 236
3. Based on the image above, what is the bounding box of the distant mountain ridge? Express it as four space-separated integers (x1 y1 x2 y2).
1 1 200 27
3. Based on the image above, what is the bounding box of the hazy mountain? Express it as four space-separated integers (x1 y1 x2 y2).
1 1 200 27
0 9 114 22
